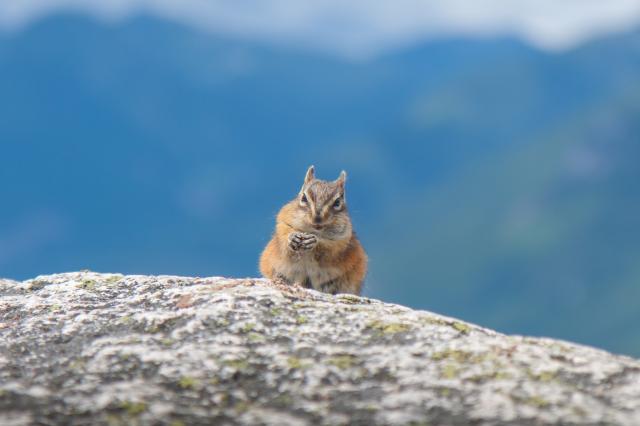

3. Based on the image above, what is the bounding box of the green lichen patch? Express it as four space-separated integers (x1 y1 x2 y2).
77 279 98 291
223 358 250 371
467 371 512 383
527 369 557 382
247 332 265 343
178 376 200 390
525 395 551 408
510 393 552 408
241 322 256 333
328 354 358 370
269 307 283 316
451 322 471 334
442 364 459 379
48 304 62 312
287 357 311 370
295 315 308 324
105 275 123 285
291 301 315 309
367 320 411 335
431 349 487 364
419 315 448 326
214 318 230 328
437 387 452 397
119 401 147 416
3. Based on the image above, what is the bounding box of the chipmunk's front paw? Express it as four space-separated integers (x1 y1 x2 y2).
288 232 317 251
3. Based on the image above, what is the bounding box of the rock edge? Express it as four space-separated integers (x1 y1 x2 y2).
0 272 639 425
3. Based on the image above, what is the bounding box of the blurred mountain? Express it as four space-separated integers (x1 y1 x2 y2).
1 14 639 355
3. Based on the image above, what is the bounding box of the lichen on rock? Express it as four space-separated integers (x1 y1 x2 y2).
0 272 639 425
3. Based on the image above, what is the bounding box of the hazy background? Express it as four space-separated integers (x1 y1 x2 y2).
1 1 640 356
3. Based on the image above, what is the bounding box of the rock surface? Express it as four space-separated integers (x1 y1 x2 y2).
0 272 639 425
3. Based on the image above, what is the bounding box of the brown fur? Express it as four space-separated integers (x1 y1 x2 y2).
259 166 367 295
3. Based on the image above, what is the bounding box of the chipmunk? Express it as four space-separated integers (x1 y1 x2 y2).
259 166 367 295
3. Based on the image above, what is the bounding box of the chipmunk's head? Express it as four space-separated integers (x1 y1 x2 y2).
291 165 352 239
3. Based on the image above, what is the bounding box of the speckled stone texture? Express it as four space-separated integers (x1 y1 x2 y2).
0 272 639 425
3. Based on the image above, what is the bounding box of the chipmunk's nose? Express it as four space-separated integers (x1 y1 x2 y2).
313 215 322 225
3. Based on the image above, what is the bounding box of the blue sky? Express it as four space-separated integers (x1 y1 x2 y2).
1 0 640 58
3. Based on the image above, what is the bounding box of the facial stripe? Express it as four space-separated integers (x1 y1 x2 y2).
306 188 315 202
305 191 318 217
302 179 346 217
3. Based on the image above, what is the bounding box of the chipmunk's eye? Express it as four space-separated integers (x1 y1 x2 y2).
333 198 342 209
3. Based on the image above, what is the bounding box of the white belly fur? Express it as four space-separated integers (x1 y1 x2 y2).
276 252 340 290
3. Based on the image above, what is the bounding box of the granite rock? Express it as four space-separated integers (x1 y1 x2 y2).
1 272 639 425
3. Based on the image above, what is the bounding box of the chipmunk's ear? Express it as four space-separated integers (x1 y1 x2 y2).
336 170 347 189
303 165 315 185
